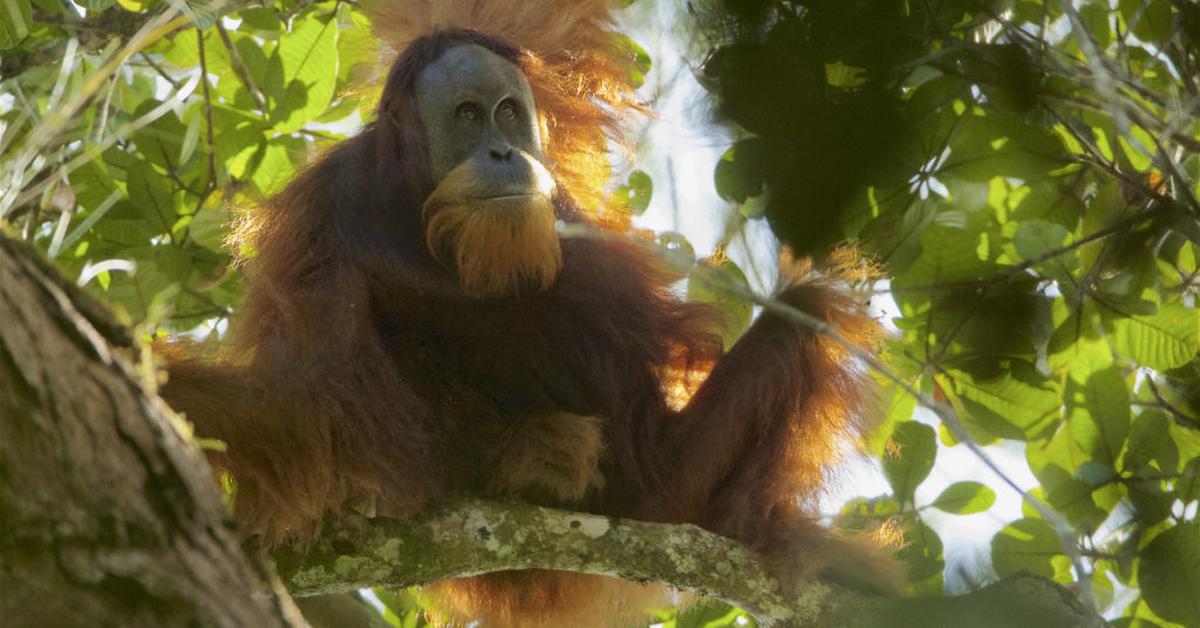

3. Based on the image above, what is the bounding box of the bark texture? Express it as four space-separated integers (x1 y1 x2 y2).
0 235 302 628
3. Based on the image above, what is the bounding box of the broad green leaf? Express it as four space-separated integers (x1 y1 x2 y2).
1027 427 1107 529
617 35 652 88
188 202 229 253
899 521 944 595
1126 480 1174 526
1078 3 1113 50
714 140 766 203
990 518 1064 580
0 0 32 50
687 259 752 351
250 136 306 196
126 162 178 233
892 224 997 292
1140 523 1200 626
1066 365 1130 465
273 11 338 133
942 364 1060 441
1090 564 1116 611
943 113 1068 182
335 3 375 84
1012 219 1077 282
1122 410 1178 474
882 421 936 503
238 6 283 31
864 372 917 455
930 481 996 514
178 0 221 29
1110 304 1200 371
614 169 653 216
1013 219 1071 261
1179 457 1200 503
1119 0 1174 44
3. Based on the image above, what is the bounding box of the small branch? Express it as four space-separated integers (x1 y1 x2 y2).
138 51 181 89
216 21 270 115
195 27 218 193
298 128 342 141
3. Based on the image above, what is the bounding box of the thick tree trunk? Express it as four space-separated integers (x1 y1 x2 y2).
0 235 302 628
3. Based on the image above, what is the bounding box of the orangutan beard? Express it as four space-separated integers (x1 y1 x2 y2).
422 163 562 299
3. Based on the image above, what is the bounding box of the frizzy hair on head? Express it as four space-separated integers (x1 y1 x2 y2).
364 0 643 216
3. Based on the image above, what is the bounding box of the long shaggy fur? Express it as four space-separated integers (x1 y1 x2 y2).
423 160 562 298
159 15 900 628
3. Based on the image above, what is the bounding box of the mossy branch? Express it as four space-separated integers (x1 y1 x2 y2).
273 499 1104 628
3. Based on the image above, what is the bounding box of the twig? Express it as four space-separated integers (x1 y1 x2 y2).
216 21 269 115
195 27 218 193
138 51 181 89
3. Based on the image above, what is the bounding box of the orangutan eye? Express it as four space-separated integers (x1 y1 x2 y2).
497 99 518 120
456 102 482 122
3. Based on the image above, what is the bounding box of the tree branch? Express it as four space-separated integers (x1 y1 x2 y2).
274 499 1105 628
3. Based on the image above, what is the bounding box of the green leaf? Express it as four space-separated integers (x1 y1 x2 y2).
687 259 752 351
77 0 114 10
188 203 229 252
1110 304 1200 371
990 518 1063 580
1122 410 1178 474
1066 365 1130 465
272 10 338 133
898 521 944 595
714 140 766 203
1179 457 1200 503
617 35 652 88
0 0 32 50
1140 523 1200 626
942 363 1060 441
930 481 996 514
1078 3 1113 50
673 601 746 628
126 162 178 233
237 6 283 31
944 113 1068 182
177 0 221 29
614 169 653 216
1119 0 1175 44
1026 428 1108 530
250 136 306 196
882 421 936 503
1013 219 1077 281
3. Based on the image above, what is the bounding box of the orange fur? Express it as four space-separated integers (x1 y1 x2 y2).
427 572 671 628
422 159 562 298
487 412 606 503
159 6 902 624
